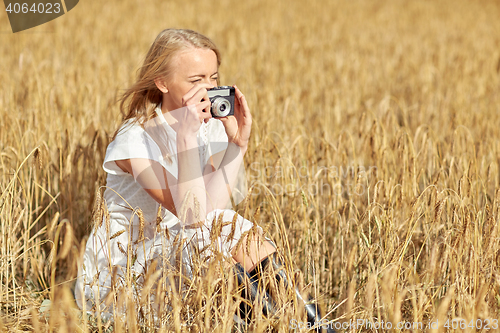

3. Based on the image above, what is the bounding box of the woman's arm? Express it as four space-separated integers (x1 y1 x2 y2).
115 158 178 216
114 142 244 220
149 83 213 225
113 104 210 224
116 86 251 222
202 143 246 211
202 86 252 211
172 85 251 220
175 131 208 224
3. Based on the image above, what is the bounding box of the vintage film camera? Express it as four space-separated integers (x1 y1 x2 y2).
207 86 235 118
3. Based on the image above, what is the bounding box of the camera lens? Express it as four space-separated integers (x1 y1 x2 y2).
211 98 231 117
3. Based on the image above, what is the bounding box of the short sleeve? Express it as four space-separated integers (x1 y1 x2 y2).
103 121 178 177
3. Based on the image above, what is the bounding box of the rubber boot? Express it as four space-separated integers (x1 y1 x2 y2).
233 262 277 325
249 253 336 333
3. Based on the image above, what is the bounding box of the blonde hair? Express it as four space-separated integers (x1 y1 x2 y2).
116 29 221 132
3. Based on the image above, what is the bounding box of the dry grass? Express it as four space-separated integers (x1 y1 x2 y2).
1 0 500 331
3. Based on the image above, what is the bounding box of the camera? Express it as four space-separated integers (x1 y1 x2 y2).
207 86 235 118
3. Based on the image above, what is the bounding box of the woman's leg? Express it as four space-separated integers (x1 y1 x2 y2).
231 232 335 333
230 233 277 326
231 232 276 271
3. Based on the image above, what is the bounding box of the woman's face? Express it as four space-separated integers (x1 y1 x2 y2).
160 47 219 112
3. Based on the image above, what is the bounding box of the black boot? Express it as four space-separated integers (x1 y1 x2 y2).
249 253 336 333
233 262 277 325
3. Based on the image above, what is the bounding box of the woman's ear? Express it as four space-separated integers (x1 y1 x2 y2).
154 79 168 93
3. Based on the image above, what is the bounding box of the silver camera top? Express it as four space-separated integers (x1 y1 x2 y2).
207 86 233 98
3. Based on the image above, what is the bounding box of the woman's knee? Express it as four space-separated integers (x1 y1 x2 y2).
232 232 277 271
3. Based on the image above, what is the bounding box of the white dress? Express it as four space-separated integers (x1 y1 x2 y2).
74 105 257 318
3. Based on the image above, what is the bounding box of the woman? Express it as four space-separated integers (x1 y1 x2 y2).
75 28 332 332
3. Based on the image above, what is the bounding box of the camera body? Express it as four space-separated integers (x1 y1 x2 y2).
207 86 235 118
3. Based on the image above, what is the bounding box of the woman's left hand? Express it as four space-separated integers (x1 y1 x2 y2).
218 85 252 150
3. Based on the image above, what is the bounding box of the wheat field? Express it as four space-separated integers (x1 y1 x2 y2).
1 0 500 331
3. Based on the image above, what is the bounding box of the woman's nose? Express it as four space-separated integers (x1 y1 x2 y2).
204 79 215 88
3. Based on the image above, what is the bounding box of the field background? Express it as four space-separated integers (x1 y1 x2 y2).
1 0 500 331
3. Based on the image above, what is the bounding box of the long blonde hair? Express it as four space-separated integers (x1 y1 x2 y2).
115 29 221 137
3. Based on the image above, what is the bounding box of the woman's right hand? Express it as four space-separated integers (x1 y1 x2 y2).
172 84 213 138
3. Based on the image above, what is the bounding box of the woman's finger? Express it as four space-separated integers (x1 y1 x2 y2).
202 89 211 113
233 85 251 117
182 83 212 106
196 100 212 121
183 87 208 106
181 85 200 103
196 100 211 113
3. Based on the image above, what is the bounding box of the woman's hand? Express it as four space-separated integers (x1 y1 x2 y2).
171 83 213 138
218 86 252 150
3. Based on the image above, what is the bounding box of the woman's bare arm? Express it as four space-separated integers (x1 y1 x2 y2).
202 144 246 211
115 158 177 216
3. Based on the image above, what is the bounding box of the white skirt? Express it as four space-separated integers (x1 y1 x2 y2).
74 209 260 319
